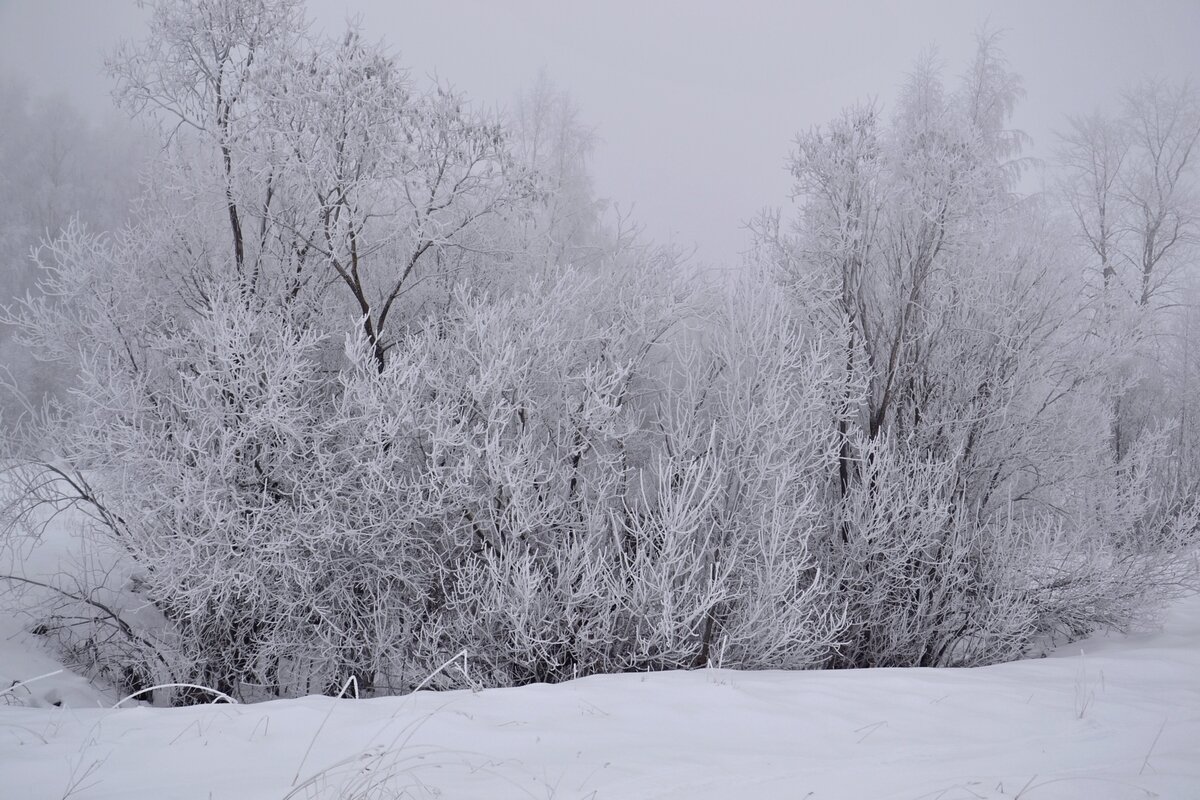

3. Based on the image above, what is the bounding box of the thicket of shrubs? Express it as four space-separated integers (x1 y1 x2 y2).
2 1 1196 704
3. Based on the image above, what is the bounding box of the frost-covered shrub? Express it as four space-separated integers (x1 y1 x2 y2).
3 260 849 699
427 277 847 683
820 437 1037 668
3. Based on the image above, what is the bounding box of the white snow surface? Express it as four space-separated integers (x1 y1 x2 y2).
0 590 1197 800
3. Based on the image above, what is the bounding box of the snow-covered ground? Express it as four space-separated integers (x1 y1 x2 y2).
1 585 1197 799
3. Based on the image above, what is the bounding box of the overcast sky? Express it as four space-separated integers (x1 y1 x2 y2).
2 0 1198 268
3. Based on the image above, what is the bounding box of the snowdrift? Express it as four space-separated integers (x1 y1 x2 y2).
2 590 1198 799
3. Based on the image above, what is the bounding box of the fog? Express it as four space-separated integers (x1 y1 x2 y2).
2 0 1197 268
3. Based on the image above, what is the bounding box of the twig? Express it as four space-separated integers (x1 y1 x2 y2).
0 721 49 744
290 677 360 788
113 683 237 708
1139 718 1167 775
0 669 63 699
411 648 470 694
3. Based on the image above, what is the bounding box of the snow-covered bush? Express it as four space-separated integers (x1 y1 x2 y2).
3 261 851 698
427 275 847 683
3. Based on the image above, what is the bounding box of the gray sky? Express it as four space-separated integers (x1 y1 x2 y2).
2 0 1198 268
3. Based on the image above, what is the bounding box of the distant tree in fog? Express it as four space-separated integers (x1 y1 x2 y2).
0 78 147 422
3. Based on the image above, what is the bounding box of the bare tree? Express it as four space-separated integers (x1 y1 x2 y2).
510 71 605 270
1058 80 1200 467
1121 79 1200 308
1059 111 1131 291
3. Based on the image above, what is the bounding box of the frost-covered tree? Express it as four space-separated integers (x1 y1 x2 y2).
106 0 532 370
758 36 1194 666
0 80 146 423
509 71 605 270
1058 79 1200 498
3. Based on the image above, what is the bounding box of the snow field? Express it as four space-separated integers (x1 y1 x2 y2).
1 592 1198 799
